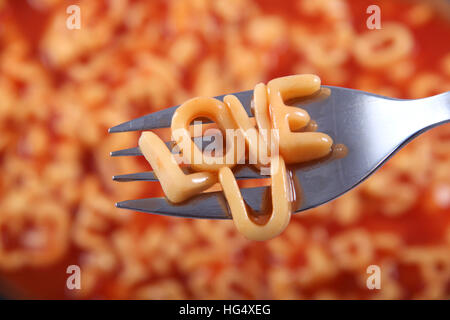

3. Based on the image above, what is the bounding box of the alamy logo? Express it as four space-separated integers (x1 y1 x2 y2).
66 265 81 290
366 5 381 30
171 121 280 175
66 5 81 30
366 265 381 290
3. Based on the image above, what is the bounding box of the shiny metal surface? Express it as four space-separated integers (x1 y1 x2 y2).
111 87 450 219
113 166 264 182
111 137 225 157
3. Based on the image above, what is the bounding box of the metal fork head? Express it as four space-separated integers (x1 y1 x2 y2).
110 86 450 219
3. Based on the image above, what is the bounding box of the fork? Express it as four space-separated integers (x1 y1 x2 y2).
109 87 450 219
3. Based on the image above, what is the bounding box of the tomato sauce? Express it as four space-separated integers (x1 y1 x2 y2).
0 0 449 299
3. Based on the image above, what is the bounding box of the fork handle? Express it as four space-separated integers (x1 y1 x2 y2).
407 91 450 134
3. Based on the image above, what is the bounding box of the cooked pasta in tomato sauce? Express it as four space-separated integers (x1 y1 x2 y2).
0 0 449 299
140 74 333 241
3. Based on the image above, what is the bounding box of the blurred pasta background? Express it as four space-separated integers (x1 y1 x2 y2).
0 0 449 299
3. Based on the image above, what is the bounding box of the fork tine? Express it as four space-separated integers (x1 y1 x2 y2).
113 171 158 182
108 90 254 133
116 191 231 219
108 106 178 133
110 136 220 157
115 185 268 219
110 147 142 157
113 166 266 182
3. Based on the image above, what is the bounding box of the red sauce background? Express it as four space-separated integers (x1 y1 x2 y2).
0 0 449 299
